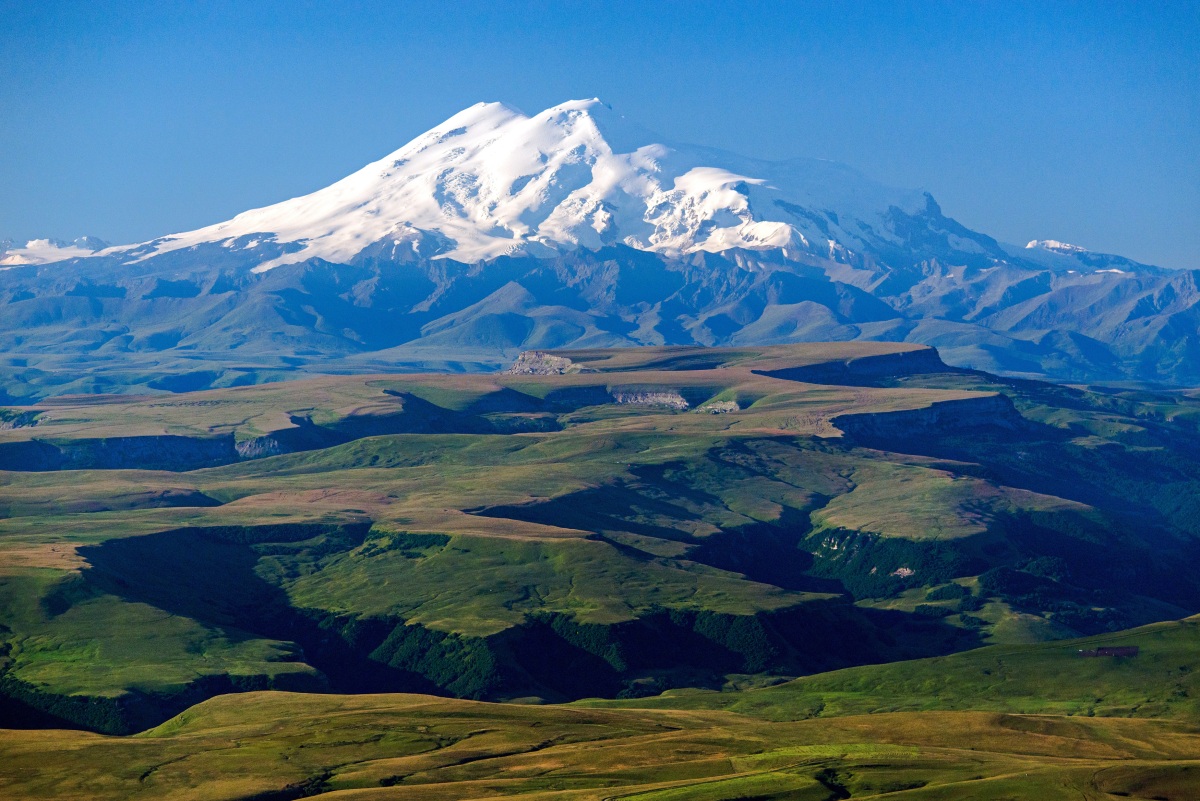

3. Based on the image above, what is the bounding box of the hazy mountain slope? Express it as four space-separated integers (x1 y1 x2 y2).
2 99 1195 395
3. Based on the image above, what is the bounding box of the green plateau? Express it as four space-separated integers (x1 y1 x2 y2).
2 342 1200 798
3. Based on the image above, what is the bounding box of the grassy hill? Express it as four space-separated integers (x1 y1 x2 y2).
3 614 1197 798
1 343 1200 737
3 620 1200 798
596 615 1200 722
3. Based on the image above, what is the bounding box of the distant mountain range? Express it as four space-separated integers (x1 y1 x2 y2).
2 98 1196 398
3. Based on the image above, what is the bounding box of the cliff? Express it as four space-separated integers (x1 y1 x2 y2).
758 347 958 386
832 393 1029 440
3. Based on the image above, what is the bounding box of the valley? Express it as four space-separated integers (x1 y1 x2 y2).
0 342 1199 798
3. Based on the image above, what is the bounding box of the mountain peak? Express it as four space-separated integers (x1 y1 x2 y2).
434 100 527 132
125 98 938 270
1027 239 1088 254
46 99 1153 280
0 100 1181 388
547 97 609 112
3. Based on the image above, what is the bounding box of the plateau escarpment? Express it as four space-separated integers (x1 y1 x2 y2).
0 433 238 471
832 393 1030 440
757 346 956 386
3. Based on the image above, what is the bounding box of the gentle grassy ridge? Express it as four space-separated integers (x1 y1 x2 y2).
1 690 1198 799
596 615 1200 722
3 614 1190 797
3 609 1199 796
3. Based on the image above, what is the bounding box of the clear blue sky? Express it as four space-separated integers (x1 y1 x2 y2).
2 0 1197 267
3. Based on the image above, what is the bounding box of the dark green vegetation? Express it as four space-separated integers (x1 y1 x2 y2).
2 342 1200 795
608 615 1200 722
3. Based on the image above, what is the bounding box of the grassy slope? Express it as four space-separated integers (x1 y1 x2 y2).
4 614 1197 798
0 344 1199 796
1 343 1199 728
1 690 1198 799
596 615 1200 722
0 346 1008 704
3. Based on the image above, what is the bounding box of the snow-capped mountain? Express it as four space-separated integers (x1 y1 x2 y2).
0 236 109 267
125 99 934 269
112 98 1137 277
0 99 1194 398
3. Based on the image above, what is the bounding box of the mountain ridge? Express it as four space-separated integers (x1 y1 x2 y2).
1 98 1196 396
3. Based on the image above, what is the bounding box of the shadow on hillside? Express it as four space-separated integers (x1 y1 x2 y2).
470 465 842 594
77 524 432 695
7 516 985 735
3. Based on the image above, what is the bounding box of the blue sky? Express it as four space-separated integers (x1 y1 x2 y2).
2 0 1197 267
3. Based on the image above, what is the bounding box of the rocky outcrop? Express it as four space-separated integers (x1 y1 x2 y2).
507 351 586 375
0 410 39 430
696 400 740 414
235 437 284 459
610 390 689 409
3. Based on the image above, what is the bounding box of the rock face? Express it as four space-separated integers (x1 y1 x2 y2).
234 437 284 459
610 389 690 409
832 394 1029 440
696 400 739 414
506 351 585 375
0 410 39 430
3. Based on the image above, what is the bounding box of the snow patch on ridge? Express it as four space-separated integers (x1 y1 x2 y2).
0 237 109 268
1026 239 1088 254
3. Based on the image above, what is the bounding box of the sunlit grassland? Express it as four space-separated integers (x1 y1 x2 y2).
2 689 1198 799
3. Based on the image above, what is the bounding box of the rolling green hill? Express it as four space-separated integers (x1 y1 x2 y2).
2 342 1200 741
598 615 1200 722
2 618 1200 799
